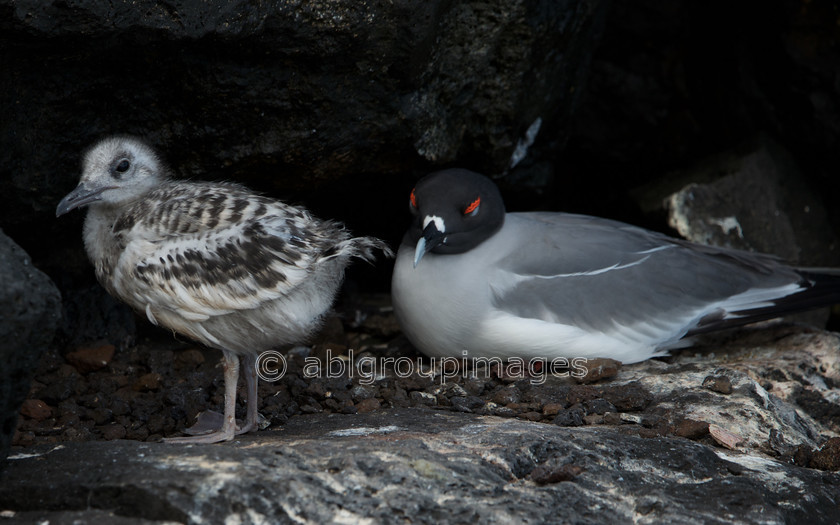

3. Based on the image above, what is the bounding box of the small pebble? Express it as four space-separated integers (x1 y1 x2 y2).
793 444 814 467
323 398 341 411
356 398 381 413
810 437 840 471
583 398 616 415
583 414 604 425
65 343 115 374
89 407 114 426
126 426 150 441
409 391 437 406
12 430 36 447
20 399 52 421
133 373 163 392
553 406 585 427
709 424 743 449
530 463 585 484
603 412 623 425
575 358 621 384
493 406 516 418
351 385 376 402
521 411 543 422
175 348 206 367
300 403 323 414
702 375 733 395
451 397 474 413
673 418 709 439
619 413 643 425
491 386 521 405
100 423 127 440
542 403 564 416
602 382 652 411
462 376 486 396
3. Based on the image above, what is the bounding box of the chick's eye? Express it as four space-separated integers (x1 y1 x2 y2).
114 159 130 175
409 188 417 208
464 196 481 216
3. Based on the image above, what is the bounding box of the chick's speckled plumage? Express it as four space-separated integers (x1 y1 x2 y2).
91 179 378 352
58 136 392 443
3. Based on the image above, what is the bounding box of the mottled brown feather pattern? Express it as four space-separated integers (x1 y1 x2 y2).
60 136 392 442
68 137 392 350
101 180 386 326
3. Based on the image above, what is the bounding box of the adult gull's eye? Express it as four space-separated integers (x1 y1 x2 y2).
464 196 480 216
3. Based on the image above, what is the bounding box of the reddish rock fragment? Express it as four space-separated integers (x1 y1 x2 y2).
531 463 585 484
673 419 709 439
133 373 163 392
20 399 52 421
709 424 743 449
356 398 381 413
66 343 115 373
574 358 621 384
702 375 733 394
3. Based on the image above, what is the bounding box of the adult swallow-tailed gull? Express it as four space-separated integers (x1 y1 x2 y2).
56 136 392 443
391 169 840 364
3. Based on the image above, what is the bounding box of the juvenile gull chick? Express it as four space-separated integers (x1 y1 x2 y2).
57 136 392 443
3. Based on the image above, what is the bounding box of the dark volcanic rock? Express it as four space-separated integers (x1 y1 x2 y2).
0 230 61 466
57 286 137 352
2 410 839 524
636 136 839 328
0 0 608 286
657 137 839 267
562 1 840 234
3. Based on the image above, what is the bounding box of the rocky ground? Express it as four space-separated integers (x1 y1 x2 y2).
12 295 840 466
3 298 840 523
3 408 839 525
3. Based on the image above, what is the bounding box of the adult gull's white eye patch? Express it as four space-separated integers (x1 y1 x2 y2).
422 215 445 233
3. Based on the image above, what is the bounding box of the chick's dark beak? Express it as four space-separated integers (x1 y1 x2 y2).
56 182 110 217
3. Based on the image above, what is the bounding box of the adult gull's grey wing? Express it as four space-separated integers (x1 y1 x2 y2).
489 212 812 348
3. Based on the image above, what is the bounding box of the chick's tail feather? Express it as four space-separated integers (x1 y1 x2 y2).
325 237 394 264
